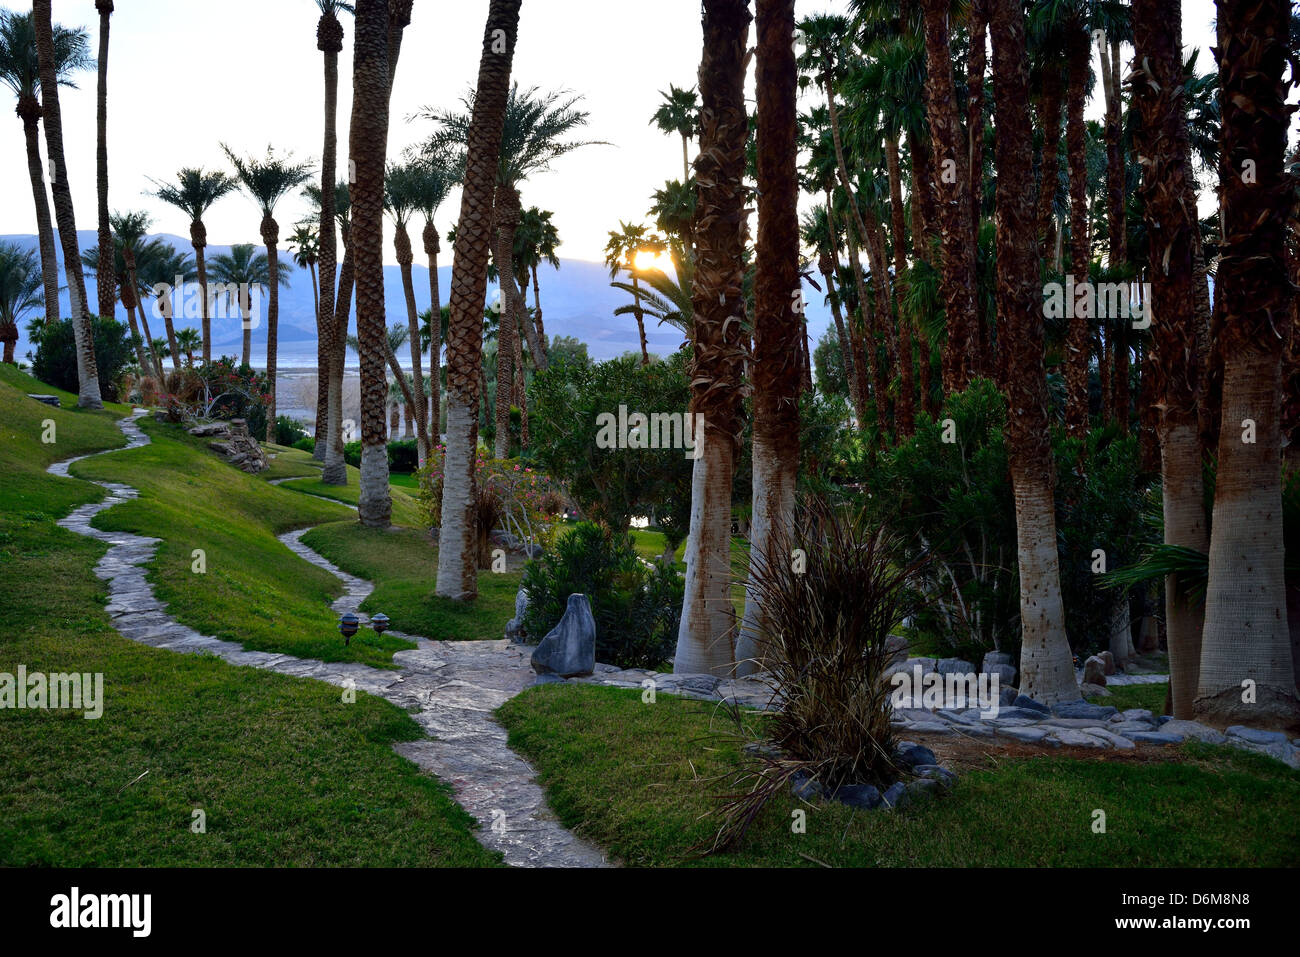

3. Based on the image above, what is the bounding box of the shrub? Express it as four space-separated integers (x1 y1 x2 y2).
31 315 133 402
292 435 315 453
343 440 362 467
387 439 419 473
417 446 563 548
275 416 309 447
520 521 682 669
192 358 271 432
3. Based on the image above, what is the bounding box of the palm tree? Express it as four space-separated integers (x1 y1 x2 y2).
313 0 352 475
32 0 100 408
0 242 42 365
736 0 801 678
1196 0 1300 729
138 242 197 373
346 0 394 528
434 0 522 601
604 222 663 366
305 178 352 474
611 235 694 335
222 144 313 442
207 243 284 368
384 161 434 467
649 177 698 261
0 10 90 326
651 84 699 181
94 1 114 322
175 327 201 367
673 0 752 677
1130 0 1208 718
287 223 320 325
148 167 236 366
514 205 559 354
988 0 1079 704
100 211 162 377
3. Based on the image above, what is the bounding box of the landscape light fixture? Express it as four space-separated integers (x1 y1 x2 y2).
338 612 359 645
371 613 390 636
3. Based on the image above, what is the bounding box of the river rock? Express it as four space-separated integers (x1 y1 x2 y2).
530 594 596 678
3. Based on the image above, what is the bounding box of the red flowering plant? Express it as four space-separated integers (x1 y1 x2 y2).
179 357 272 428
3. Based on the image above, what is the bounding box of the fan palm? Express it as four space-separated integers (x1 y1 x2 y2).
651 83 699 181
0 242 42 365
148 168 236 366
605 221 665 365
0 9 91 324
222 144 313 441
513 206 559 352
175 327 201 367
304 177 351 471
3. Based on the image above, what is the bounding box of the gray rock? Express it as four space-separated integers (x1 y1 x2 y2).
1013 694 1051 715
1052 700 1119 720
1128 731 1184 745
524 543 544 559
1158 719 1228 745
995 705 1053 721
1156 714 1173 726
531 674 566 685
984 663 1018 688
895 742 937 768
884 633 909 667
881 781 908 809
999 684 1018 707
1099 650 1117 676
831 783 882 809
791 772 824 802
1080 682 1111 697
982 651 1014 671
530 594 596 678
1050 728 1109 748
188 422 230 437
1113 708 1156 725
937 657 976 676
1110 721 1159 736
905 777 942 801
912 764 958 790
504 587 530 642
1225 725 1290 746
996 726 1050 743
1082 655 1108 686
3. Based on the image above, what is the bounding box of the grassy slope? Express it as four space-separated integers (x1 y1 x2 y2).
0 375 497 865
71 420 415 667
301 522 522 641
277 471 424 527
498 683 1300 868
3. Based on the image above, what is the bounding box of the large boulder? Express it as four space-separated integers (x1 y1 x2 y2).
504 588 530 642
937 657 975 676
530 594 596 678
1098 650 1117 676
1081 655 1107 687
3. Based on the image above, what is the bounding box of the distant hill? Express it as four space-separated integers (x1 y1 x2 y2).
3 231 830 367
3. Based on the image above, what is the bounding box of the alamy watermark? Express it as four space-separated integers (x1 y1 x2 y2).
889 664 1000 718
1043 274 1151 329
150 277 262 330
0 666 103 719
595 405 705 460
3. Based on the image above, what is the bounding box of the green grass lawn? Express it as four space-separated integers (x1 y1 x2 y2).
0 378 498 866
277 472 424 528
262 442 326 481
71 419 415 668
497 682 1300 867
1089 682 1169 713
388 471 419 490
302 521 523 641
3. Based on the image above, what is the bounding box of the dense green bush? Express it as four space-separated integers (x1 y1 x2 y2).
387 439 418 473
31 315 133 402
343 440 362 467
275 416 309 447
521 521 682 670
291 435 315 453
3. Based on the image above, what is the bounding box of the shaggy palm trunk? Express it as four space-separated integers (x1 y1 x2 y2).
1195 0 1300 730
530 263 548 357
886 135 915 435
673 0 750 677
95 1 115 321
160 292 182 373
918 0 977 395
394 223 430 467
316 9 343 465
631 273 649 365
1133 0 1210 719
261 217 282 443
823 195 864 423
121 290 150 373
820 251 860 416
1100 32 1127 278
909 135 940 412
34 0 100 408
967 0 988 376
323 244 354 485
736 0 800 678
436 0 521 600
1035 67 1065 248
493 184 523 459
124 247 162 380
18 101 61 322
350 0 393 528
1064 27 1091 438
844 224 882 434
424 219 442 440
988 0 1079 704
192 221 212 366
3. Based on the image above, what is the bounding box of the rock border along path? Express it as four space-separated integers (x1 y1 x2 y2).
50 410 608 868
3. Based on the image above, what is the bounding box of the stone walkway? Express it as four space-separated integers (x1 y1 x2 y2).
50 410 608 868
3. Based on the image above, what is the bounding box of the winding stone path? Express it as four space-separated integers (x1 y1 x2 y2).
50 410 608 868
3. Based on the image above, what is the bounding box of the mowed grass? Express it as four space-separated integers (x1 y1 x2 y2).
497 682 1300 867
1089 682 1170 714
0 379 497 866
277 470 424 527
302 521 522 641
71 420 415 667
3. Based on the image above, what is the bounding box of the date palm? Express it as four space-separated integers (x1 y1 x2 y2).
673 0 752 676
434 0 522 601
649 177 698 262
287 223 320 325
0 242 42 365
305 178 352 472
138 242 197 373
514 205 559 355
98 211 161 377
207 243 286 369
605 221 663 366
610 235 693 335
148 167 236 366
94 1 114 321
651 83 699 181
0 10 90 326
222 144 313 441
384 161 433 466
33 0 100 408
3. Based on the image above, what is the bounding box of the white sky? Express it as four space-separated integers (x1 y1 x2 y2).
0 0 1223 263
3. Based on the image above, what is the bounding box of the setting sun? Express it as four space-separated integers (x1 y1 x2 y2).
633 249 667 272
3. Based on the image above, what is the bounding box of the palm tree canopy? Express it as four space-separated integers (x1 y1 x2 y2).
650 84 698 139
303 179 351 235
287 224 320 268
221 144 314 219
417 84 605 189
514 207 561 280
147 167 236 223
207 243 289 295
648 178 697 242
603 221 664 279
0 10 92 102
0 241 43 328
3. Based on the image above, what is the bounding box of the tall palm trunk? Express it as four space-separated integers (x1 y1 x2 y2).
823 192 864 423
94 1 115 321
631 272 650 365
424 218 442 440
1196 0 1300 730
261 216 282 442
124 246 162 380
819 249 859 416
17 97 60 322
159 286 182 373
1133 0 1209 718
191 220 212 366
843 222 882 433
737 0 799 677
493 184 523 458
435 0 521 600
324 240 355 484
886 135 915 435
909 132 939 413
1035 67 1065 248
989 0 1078 704
394 222 430 466
350 0 393 528
967 0 988 376
317 8 343 469
918 0 977 395
530 262 548 354
1064 26 1091 438
33 0 100 408
673 0 750 677
120 288 149 373
1099 31 1127 275
513 311 529 448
